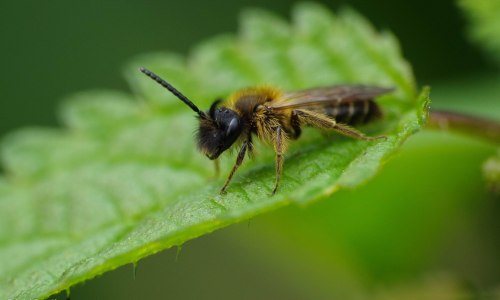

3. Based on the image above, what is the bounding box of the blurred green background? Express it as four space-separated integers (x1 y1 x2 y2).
0 0 493 136
1 0 499 299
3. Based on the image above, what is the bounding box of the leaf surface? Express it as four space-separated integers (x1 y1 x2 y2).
0 3 427 299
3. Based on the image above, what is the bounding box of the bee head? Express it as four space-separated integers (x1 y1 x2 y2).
138 68 242 160
197 101 243 160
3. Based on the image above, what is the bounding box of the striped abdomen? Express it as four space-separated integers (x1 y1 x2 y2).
311 99 382 125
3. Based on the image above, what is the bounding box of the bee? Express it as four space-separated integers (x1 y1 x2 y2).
140 67 392 195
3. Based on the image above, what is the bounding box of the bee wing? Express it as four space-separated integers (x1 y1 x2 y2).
270 85 393 110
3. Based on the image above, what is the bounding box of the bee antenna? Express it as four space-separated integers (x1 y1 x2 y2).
139 67 206 118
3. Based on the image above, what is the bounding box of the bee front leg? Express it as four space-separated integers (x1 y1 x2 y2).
212 159 220 179
220 141 249 194
272 126 284 195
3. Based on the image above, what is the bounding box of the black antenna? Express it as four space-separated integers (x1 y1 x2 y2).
139 67 205 118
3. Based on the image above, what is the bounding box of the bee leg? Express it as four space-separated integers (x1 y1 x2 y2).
272 126 284 195
294 110 385 141
211 159 220 179
331 123 386 141
219 141 249 194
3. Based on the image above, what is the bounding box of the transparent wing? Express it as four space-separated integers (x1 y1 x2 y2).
270 85 393 110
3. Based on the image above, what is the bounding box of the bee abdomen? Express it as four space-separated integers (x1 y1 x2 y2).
319 100 381 125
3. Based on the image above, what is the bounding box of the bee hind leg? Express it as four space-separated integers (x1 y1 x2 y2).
294 109 385 141
331 123 386 141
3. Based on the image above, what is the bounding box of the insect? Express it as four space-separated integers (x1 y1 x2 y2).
140 67 392 195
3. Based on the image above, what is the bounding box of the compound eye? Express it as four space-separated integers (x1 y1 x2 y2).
225 118 239 137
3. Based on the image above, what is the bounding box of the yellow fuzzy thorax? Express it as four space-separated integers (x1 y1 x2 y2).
226 85 283 105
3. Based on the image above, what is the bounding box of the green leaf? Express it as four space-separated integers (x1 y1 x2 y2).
459 0 500 65
0 3 427 299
